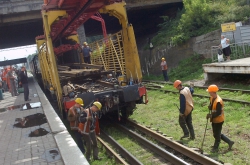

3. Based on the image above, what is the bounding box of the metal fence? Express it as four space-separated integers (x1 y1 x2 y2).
89 31 126 75
211 42 250 62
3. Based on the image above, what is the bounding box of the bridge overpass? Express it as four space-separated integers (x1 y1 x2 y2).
0 0 182 49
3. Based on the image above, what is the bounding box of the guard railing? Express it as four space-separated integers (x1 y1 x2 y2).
211 42 250 62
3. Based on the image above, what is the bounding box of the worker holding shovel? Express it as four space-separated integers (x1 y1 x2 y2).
174 80 195 140
206 85 234 152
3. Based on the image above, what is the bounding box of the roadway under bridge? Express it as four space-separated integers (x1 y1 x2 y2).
0 0 182 49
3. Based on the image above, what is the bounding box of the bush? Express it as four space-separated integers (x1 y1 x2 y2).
152 0 250 46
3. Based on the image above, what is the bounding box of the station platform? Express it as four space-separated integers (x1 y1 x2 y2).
202 57 250 81
0 76 89 165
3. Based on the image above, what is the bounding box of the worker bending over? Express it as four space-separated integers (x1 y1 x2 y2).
79 101 102 161
174 80 195 140
206 85 234 152
68 98 85 153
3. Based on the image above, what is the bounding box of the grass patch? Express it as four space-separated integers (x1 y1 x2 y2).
130 90 250 165
144 54 212 82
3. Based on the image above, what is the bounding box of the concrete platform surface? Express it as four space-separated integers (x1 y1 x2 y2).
202 57 250 81
0 76 89 165
203 57 250 74
203 57 250 67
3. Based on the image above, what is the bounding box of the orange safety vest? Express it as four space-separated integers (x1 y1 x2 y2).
68 106 82 130
78 109 100 135
2 69 8 81
210 95 224 123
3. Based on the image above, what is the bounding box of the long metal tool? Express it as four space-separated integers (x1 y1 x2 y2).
200 118 209 154
200 109 211 154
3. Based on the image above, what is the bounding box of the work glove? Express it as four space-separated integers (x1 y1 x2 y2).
86 116 93 121
206 114 212 119
208 105 212 110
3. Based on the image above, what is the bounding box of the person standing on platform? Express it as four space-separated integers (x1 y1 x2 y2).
206 84 234 152
161 57 169 81
68 98 85 154
79 101 102 161
2 67 9 92
219 35 231 61
19 66 30 101
173 80 195 140
7 67 18 96
82 42 92 64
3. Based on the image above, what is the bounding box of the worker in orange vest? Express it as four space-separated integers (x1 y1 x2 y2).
1 67 9 91
67 98 85 153
78 101 102 161
161 57 169 81
206 85 234 152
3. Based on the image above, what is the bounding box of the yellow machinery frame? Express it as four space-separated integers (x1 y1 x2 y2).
99 2 142 82
36 1 142 113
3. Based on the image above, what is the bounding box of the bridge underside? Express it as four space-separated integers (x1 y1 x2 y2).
0 2 182 49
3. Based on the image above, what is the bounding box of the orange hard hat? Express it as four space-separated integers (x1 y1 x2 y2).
206 85 219 92
173 80 182 88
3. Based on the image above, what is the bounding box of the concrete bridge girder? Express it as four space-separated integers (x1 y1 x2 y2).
0 0 41 15
0 0 183 49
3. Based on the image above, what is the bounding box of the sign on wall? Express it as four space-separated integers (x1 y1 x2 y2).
221 22 236 32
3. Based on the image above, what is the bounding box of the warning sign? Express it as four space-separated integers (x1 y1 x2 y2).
221 22 236 32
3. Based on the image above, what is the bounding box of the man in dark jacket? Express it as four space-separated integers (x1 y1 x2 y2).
19 66 30 101
174 80 195 140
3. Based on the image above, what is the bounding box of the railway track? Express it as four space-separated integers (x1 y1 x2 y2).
143 81 250 105
142 80 250 94
99 119 222 165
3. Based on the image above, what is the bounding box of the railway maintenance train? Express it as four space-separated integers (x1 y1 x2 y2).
31 0 148 119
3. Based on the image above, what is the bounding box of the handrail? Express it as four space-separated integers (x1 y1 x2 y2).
210 41 250 62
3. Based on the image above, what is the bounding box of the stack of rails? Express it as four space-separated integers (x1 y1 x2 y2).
57 63 114 87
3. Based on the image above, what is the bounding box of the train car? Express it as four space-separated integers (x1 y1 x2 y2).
34 0 148 119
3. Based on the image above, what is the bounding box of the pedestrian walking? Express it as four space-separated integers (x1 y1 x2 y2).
174 80 195 140
206 84 234 152
82 42 92 64
161 57 169 81
78 101 102 161
67 98 85 153
7 67 18 96
19 66 30 101
219 34 231 61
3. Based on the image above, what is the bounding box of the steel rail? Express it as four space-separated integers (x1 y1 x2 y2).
143 80 250 94
100 130 143 165
126 119 222 165
146 87 250 105
114 123 190 165
97 135 129 165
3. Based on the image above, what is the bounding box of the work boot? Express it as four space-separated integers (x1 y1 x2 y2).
189 136 195 140
93 157 102 161
180 134 189 140
221 134 234 150
211 141 220 153
189 129 195 140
